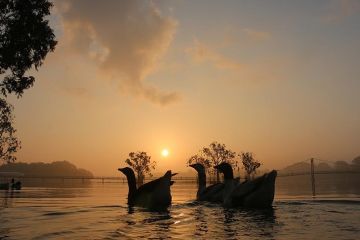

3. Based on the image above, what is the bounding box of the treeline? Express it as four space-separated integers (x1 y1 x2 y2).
0 161 93 177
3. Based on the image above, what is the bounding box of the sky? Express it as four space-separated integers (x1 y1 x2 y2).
8 0 360 176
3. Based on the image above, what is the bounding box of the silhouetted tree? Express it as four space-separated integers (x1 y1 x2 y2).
202 141 237 182
240 152 261 180
125 151 156 185
0 98 20 163
187 153 211 168
0 0 57 163
0 0 57 97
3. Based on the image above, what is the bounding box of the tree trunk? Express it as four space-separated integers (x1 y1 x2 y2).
137 172 144 186
216 170 220 183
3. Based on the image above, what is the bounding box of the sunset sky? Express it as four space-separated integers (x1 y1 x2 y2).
9 0 360 176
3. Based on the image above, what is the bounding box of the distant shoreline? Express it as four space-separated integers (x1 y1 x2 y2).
0 161 93 178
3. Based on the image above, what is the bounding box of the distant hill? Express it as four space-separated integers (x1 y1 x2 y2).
281 157 360 174
0 161 93 177
281 162 311 173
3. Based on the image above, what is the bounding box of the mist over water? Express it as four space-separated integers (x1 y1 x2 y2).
1 174 359 239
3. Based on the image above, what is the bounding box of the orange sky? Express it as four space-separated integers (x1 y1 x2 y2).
9 0 360 176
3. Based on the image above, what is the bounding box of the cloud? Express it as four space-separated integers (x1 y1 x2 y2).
323 0 360 22
55 0 180 106
186 39 288 84
186 39 243 71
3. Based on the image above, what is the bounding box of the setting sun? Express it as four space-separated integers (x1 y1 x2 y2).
2 1 360 239
161 149 169 157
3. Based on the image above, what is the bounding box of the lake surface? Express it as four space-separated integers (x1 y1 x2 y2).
1 174 360 239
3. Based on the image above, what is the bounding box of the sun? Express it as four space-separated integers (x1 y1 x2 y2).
161 148 169 157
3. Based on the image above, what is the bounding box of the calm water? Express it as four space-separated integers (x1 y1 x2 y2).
1 174 360 239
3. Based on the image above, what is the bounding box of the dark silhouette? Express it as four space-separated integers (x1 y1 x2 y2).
10 178 21 190
0 177 21 190
0 161 93 177
187 154 211 178
118 167 176 210
0 0 57 97
0 0 57 164
189 163 224 202
188 141 237 182
215 162 277 208
125 151 156 185
240 152 261 180
0 182 9 190
0 99 20 163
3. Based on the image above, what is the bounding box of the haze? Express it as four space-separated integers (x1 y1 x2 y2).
10 0 360 176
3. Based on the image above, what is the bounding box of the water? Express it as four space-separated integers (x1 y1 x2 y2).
1 175 360 239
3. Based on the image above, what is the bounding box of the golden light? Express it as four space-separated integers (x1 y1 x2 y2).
161 148 169 157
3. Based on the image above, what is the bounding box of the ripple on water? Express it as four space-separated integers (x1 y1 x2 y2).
1 184 360 239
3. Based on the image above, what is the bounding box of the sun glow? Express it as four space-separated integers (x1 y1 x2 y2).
161 148 169 157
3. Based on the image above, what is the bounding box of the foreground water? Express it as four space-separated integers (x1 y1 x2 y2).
1 176 360 239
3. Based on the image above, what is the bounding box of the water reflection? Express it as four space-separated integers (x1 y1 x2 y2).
0 227 10 240
176 202 280 239
0 190 21 209
19 178 92 188
1 186 91 202
192 204 209 237
222 208 237 240
220 207 277 239
110 207 174 239
144 211 172 239
127 206 134 214
243 208 277 238
1 179 359 239
276 173 360 197
0 190 17 208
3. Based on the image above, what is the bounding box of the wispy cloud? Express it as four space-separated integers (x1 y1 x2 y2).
186 39 243 71
55 0 180 106
185 38 288 84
